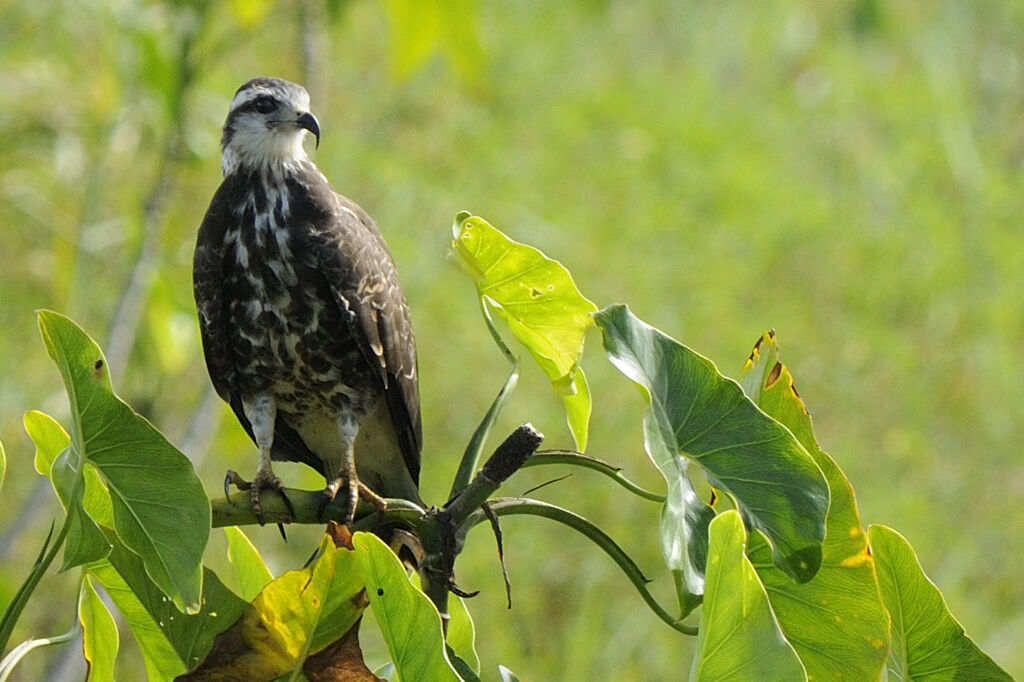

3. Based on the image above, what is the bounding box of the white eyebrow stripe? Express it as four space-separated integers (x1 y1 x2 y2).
230 88 268 111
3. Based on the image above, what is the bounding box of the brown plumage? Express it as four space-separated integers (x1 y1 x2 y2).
193 77 420 523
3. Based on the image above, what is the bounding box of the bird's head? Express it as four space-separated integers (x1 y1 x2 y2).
220 77 321 175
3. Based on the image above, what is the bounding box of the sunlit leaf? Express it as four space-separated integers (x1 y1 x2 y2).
353 532 461 681
86 560 184 681
741 331 890 680
80 575 119 682
0 439 6 492
411 570 478 674
87 531 245 676
869 525 1013 681
596 305 829 589
450 212 596 450
690 511 806 681
193 533 367 679
26 409 69 476
38 310 209 612
447 594 479 675
224 526 273 601
24 409 110 568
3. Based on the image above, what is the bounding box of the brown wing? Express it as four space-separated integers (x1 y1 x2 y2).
193 175 332 476
301 182 422 485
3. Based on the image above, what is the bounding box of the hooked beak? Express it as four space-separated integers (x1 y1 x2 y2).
296 111 320 148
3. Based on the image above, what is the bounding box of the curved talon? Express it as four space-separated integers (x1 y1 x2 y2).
319 475 359 524
223 468 294 528
224 469 251 503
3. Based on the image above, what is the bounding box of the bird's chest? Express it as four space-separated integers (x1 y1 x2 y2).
220 199 372 413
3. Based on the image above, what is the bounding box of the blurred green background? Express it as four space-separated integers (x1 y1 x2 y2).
2 0 1021 679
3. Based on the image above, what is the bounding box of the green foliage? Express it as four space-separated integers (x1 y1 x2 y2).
1 1 1021 678
79 575 119 682
0 218 1014 681
354 532 462 681
869 525 1013 681
690 511 806 680
37 311 209 611
223 527 274 602
740 332 889 680
87 537 245 676
595 304 828 614
450 212 597 450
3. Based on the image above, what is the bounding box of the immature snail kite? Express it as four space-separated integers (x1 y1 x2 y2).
193 77 421 524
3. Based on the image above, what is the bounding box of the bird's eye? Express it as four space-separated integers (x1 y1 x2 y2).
253 96 276 114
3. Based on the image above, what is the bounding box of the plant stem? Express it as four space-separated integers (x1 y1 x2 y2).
0 620 82 682
460 497 699 636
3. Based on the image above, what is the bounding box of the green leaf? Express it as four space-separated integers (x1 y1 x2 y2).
741 331 890 680
411 571 479 674
85 560 186 681
869 525 1013 681
24 409 111 568
87 528 245 675
26 409 69 476
224 526 273 601
690 511 806 681
194 533 368 679
447 595 479 674
37 310 209 612
450 213 596 450
353 532 461 681
595 305 829 587
0 439 5 492
80 575 119 682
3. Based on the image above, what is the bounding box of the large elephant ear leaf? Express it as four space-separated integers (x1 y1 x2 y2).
450 212 597 450
869 525 1013 681
741 330 889 680
37 310 209 613
595 305 829 589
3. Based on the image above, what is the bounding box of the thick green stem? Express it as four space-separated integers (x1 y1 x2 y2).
448 363 519 499
460 497 699 635
525 450 666 502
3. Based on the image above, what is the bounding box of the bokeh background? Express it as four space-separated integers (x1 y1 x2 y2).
2 0 1022 679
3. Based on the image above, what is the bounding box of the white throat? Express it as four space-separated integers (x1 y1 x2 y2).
222 130 311 176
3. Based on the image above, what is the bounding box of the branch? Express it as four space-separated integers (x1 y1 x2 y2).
210 490 424 531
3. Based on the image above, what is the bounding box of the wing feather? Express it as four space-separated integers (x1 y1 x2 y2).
301 182 422 484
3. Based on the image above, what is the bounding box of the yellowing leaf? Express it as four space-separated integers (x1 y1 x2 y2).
741 331 890 680
80 576 119 682
450 212 596 450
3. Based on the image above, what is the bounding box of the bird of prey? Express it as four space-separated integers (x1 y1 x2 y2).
193 77 421 525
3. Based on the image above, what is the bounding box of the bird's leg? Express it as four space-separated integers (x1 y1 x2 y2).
228 394 294 525
319 411 388 523
320 412 359 523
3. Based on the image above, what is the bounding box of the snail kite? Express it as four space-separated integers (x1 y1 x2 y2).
193 77 421 524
